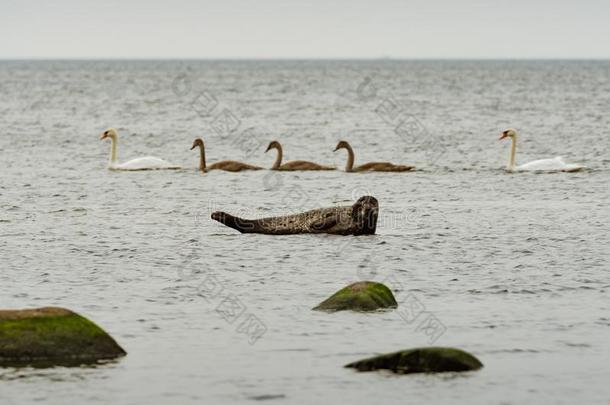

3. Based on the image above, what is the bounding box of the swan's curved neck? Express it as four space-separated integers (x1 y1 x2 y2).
271 144 282 169
507 135 517 171
342 144 355 172
108 135 118 164
198 144 207 172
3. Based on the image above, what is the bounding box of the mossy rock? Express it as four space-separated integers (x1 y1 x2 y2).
313 281 397 312
0 307 126 367
345 347 483 374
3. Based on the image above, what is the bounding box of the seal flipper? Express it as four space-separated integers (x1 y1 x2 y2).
211 211 257 233
309 213 339 232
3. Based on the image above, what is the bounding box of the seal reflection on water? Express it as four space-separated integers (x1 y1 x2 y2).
211 196 378 235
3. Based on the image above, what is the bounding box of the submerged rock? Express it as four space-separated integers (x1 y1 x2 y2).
0 307 126 367
313 281 397 312
345 347 483 374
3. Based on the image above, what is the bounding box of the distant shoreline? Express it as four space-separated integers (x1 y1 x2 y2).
1 58 610 62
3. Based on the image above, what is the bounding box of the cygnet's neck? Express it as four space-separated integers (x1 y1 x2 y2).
197 144 207 172
271 144 282 169
342 144 355 172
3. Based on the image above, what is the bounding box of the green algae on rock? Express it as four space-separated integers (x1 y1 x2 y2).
345 347 483 374
313 281 397 312
0 307 126 367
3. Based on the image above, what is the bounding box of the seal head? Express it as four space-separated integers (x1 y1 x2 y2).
351 196 378 235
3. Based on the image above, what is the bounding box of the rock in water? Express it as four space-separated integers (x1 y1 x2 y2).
313 281 397 312
345 347 483 374
0 307 126 367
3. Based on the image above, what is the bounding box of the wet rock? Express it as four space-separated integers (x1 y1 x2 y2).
0 307 126 367
313 281 397 312
345 347 483 374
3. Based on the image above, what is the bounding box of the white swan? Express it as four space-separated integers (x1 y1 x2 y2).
499 128 584 172
100 128 180 171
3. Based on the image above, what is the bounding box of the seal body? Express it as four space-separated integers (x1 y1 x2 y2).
211 196 378 235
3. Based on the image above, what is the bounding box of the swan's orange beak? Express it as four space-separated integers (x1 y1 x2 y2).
499 132 508 140
99 132 108 140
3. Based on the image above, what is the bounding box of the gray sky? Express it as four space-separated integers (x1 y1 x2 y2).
2 0 609 59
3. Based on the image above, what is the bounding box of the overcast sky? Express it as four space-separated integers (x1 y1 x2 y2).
2 0 610 59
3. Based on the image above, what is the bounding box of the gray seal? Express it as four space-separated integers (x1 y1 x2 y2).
211 196 378 235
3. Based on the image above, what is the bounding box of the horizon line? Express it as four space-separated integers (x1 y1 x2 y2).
1 57 610 62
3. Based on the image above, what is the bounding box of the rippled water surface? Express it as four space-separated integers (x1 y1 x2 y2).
0 60 609 404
